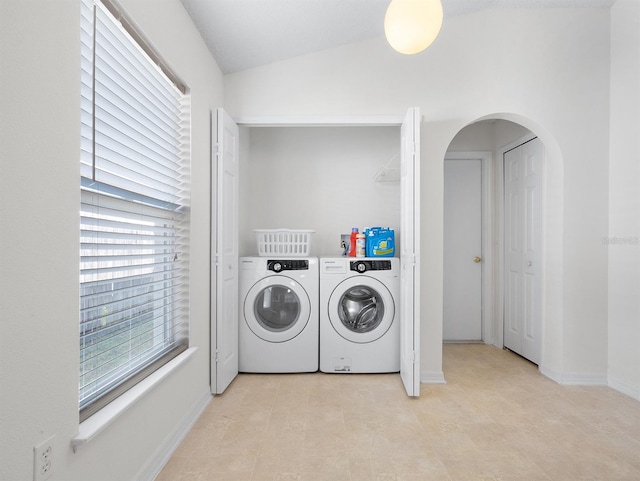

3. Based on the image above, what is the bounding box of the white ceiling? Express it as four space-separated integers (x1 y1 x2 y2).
179 0 617 74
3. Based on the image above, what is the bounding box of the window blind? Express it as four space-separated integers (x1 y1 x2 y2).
79 0 190 421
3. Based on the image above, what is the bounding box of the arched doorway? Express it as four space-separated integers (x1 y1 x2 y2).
442 115 564 373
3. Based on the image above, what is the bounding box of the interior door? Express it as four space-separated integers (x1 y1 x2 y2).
400 107 421 397
213 108 239 394
503 137 543 364
443 157 482 341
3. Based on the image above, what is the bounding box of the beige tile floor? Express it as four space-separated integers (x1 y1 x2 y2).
156 344 640 481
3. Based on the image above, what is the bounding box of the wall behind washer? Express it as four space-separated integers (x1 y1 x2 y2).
239 126 401 257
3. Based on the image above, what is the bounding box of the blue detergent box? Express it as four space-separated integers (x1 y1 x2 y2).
365 227 395 257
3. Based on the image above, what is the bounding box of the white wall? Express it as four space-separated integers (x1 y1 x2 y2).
608 0 640 399
447 120 530 152
239 127 400 256
0 1 223 480
224 8 612 385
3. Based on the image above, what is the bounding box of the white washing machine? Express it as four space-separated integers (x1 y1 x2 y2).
320 257 400 373
239 256 319 372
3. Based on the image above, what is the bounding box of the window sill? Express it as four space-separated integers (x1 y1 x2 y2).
71 346 198 452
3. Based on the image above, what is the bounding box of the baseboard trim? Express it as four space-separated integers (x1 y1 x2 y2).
538 365 562 384
608 377 640 401
421 371 446 384
137 388 212 481
539 365 607 386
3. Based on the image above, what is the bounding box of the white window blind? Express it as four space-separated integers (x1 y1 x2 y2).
80 0 190 421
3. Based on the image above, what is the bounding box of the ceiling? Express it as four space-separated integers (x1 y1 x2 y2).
179 0 617 74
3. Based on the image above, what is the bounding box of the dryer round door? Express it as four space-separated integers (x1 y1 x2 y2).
244 275 311 343
327 276 395 344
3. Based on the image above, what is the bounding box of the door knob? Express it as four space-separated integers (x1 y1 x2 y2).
473 256 481 263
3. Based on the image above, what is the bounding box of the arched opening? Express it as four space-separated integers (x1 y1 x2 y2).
442 114 564 377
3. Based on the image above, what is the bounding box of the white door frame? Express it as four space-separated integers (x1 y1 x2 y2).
443 151 493 344
495 133 538 350
229 112 420 397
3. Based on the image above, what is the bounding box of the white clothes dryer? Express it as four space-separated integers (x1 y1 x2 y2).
239 256 319 372
320 257 399 373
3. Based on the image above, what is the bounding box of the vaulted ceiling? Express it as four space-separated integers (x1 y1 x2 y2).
179 0 617 74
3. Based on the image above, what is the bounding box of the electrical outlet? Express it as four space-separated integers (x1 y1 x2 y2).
33 435 55 481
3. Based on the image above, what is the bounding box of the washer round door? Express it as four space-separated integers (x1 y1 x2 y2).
244 275 311 343
327 276 395 344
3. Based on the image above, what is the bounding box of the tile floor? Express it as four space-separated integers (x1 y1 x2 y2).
156 344 640 480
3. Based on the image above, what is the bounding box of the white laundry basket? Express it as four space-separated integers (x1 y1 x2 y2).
254 229 314 257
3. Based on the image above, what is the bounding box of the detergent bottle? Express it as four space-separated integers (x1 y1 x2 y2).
349 228 358 257
356 232 366 258
365 227 395 257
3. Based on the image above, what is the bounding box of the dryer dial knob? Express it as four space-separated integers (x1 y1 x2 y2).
356 262 367 273
272 262 282 272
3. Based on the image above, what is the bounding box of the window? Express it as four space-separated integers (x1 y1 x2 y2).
79 0 190 421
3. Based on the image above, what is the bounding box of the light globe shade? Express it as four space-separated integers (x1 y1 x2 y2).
384 0 443 54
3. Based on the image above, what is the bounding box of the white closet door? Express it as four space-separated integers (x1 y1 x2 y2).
503 138 543 364
400 107 421 397
213 108 239 394
443 158 483 341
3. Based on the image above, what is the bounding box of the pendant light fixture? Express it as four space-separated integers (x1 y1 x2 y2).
384 0 443 55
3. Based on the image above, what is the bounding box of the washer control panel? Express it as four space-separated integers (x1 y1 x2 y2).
268 259 309 272
350 260 392 273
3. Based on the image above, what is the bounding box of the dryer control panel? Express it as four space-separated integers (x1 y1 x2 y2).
350 260 392 273
268 259 309 272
